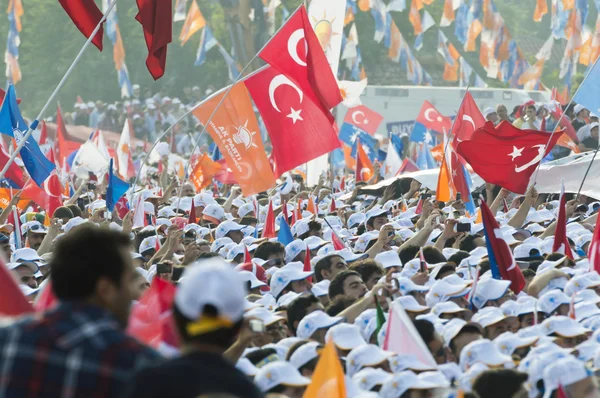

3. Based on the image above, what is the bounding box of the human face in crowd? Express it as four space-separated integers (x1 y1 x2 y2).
525 106 536 121
439 311 470 322
227 230 244 244
342 275 368 299
592 126 599 140
486 112 499 124
27 232 45 251
484 320 508 341
266 320 288 343
100 247 138 328
427 331 448 365
290 278 312 294
364 270 384 290
555 334 587 349
505 316 520 333
451 332 483 360
449 295 470 309
13 264 37 289
131 273 149 301
181 183 195 197
369 215 389 231
0 237 11 260
497 105 509 121
519 312 545 329
322 256 348 281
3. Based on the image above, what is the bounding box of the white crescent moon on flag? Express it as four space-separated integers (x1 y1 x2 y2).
351 110 365 125
424 108 437 122
462 115 476 130
287 29 307 67
269 74 304 113
43 175 60 198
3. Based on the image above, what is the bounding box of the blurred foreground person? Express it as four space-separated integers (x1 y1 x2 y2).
0 226 159 398
122 258 263 398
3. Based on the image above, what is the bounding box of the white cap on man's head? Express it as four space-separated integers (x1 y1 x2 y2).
471 278 511 309
202 204 225 224
296 310 343 340
215 220 244 239
269 266 312 298
379 371 440 398
542 315 590 338
375 250 402 269
395 296 429 313
237 270 267 289
11 248 44 265
539 290 574 315
21 221 47 236
542 357 591 398
325 323 367 351
346 344 394 377
459 339 514 372
63 217 88 234
289 341 321 370
472 307 508 329
426 280 470 307
352 368 392 393
285 239 307 263
396 277 429 296
432 301 468 317
494 332 538 356
174 258 247 335
254 361 310 393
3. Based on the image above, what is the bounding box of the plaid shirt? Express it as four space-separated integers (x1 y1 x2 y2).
0 302 160 398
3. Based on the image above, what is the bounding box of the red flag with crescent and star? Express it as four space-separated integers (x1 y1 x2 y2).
343 105 384 135
450 92 486 147
416 101 452 133
244 66 341 176
456 121 563 194
258 5 342 112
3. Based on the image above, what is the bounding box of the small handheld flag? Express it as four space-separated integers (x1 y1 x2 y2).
106 159 130 212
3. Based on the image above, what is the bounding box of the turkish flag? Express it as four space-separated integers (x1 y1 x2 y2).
456 121 562 194
480 198 526 294
343 105 384 135
135 0 172 80
416 101 452 133
214 159 238 185
244 66 341 176
58 0 104 51
258 6 342 112
448 149 470 201
451 92 486 145
127 278 179 350
192 83 276 196
22 171 62 218
0 257 34 316
355 139 373 182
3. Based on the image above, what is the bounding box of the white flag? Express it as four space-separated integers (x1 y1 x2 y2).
384 143 403 179
307 0 346 77
117 120 132 180
72 141 110 178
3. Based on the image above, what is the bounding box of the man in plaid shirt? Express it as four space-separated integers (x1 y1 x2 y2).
0 226 160 398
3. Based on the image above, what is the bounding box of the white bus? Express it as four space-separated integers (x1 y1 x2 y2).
336 86 552 138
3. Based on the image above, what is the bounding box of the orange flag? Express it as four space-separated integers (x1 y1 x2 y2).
436 157 453 203
189 153 222 191
557 132 581 153
306 196 317 215
533 0 548 22
180 0 206 45
193 83 276 196
303 339 346 398
356 142 374 182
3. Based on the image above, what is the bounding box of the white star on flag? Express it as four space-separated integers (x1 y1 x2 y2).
508 146 524 161
286 107 303 124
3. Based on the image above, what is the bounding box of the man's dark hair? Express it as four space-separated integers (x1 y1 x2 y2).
254 241 285 261
448 325 483 353
244 348 278 366
522 268 536 279
349 260 383 285
459 235 480 253
472 369 528 398
66 204 83 218
413 319 435 345
399 244 420 265
448 250 470 266
478 259 491 275
546 252 575 267
329 270 362 301
314 255 338 283
299 221 322 240
326 295 356 316
52 206 74 220
239 216 258 226
197 251 221 259
172 305 243 349
287 294 321 335
420 247 446 264
286 340 311 361
51 226 131 300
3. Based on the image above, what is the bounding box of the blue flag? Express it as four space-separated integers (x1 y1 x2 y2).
195 27 219 67
106 159 129 212
277 218 294 246
0 86 55 187
409 122 429 143
573 58 600 114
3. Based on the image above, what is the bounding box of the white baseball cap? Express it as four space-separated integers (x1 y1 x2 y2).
311 280 330 297
354 231 379 253
337 248 368 263
245 307 285 327
63 217 88 233
395 296 429 313
174 258 247 335
375 251 403 269
459 339 514 371
441 318 483 348
325 323 367 351
379 370 440 398
541 315 590 338
254 361 310 392
494 332 538 356
21 221 47 236
348 213 366 228
352 368 392 392
542 357 592 398
396 277 429 296
426 280 471 307
202 204 225 224
296 310 343 340
236 357 259 377
472 307 508 329
289 341 321 369
238 202 255 218
346 344 394 377
432 301 468 317
215 220 244 239
285 239 307 263
365 207 389 225
388 354 437 373
11 248 44 266
304 236 328 251
238 270 267 289
565 272 600 297
470 278 511 310
269 266 313 299
539 290 574 315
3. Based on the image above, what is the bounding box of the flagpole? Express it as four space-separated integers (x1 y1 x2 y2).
531 58 600 185
131 5 304 196
575 145 600 200
0 0 118 183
